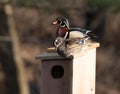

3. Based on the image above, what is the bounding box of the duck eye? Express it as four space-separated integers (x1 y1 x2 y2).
56 41 59 45
54 39 60 46
79 40 84 44
57 20 61 24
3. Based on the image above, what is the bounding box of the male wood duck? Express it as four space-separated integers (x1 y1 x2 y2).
53 17 97 40
53 17 69 38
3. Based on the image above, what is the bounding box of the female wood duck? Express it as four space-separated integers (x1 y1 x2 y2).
54 37 88 57
54 37 67 57
53 17 97 40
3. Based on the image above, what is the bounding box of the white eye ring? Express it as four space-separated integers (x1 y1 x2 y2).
54 37 63 47
54 39 58 47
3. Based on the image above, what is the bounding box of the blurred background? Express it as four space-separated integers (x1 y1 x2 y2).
0 0 120 94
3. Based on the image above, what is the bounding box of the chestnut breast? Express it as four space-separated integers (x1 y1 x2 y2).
59 27 68 37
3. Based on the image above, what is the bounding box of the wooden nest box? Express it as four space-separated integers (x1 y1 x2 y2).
36 43 100 94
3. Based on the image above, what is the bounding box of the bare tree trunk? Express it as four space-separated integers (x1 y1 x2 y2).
4 3 30 94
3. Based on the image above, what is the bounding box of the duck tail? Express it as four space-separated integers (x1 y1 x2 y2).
85 31 98 41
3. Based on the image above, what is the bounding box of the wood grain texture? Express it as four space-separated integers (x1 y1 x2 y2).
72 48 96 94
41 59 72 94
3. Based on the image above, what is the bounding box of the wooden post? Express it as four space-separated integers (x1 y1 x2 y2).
36 43 99 94
3 2 30 94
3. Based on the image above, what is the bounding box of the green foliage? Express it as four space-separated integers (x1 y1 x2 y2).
10 0 42 6
10 0 57 5
87 0 120 11
17 0 41 5
10 0 77 6
9 0 120 12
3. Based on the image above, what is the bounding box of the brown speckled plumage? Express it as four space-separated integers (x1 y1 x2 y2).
54 37 91 57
